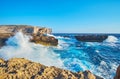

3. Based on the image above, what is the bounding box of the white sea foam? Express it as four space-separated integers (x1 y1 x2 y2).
0 32 64 68
93 61 118 79
95 50 99 53
105 35 118 43
56 36 70 50
62 56 95 73
46 34 56 37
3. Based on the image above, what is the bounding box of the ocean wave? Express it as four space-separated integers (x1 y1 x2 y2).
105 35 119 43
0 32 64 68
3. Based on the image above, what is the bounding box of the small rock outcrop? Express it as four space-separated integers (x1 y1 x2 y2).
0 25 58 46
114 65 120 79
31 35 58 46
0 58 103 79
75 35 108 42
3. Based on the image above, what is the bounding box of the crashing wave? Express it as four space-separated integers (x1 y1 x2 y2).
0 32 64 68
105 35 118 43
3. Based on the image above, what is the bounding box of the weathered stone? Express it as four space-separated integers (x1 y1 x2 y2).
0 58 103 79
0 25 57 46
0 25 51 35
31 35 58 46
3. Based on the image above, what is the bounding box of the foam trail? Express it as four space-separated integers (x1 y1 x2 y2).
0 32 64 68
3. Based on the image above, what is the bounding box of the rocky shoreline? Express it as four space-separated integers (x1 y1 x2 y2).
0 58 103 79
0 25 104 79
0 25 58 47
0 25 119 79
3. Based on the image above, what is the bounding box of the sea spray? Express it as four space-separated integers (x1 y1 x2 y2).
0 32 64 68
105 35 118 43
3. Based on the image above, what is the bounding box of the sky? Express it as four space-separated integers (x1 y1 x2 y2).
0 0 120 33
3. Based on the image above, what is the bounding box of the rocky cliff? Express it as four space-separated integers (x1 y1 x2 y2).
0 25 52 35
0 58 103 79
0 25 58 46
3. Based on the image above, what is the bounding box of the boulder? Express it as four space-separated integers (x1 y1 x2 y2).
31 35 58 46
0 58 103 79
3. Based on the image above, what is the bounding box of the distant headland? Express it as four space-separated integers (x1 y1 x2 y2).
0 25 58 47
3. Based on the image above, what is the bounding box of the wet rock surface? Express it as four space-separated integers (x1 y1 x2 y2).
31 35 58 46
0 58 103 79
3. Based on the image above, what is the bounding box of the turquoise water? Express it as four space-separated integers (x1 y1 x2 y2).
0 32 120 79
53 33 120 79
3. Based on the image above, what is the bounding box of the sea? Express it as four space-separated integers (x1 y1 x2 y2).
0 32 120 79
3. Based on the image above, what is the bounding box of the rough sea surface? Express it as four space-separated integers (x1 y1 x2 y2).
0 32 120 79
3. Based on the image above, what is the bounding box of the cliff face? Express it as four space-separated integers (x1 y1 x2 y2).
0 58 103 79
0 25 58 46
0 25 52 35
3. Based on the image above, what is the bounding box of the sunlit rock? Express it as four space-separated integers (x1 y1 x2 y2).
0 58 103 79
0 25 57 46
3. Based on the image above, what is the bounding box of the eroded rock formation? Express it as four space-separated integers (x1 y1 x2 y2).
0 58 103 79
0 25 58 46
0 25 51 34
31 35 58 46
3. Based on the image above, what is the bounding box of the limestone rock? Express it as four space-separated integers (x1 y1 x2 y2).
31 35 58 46
0 58 103 79
0 25 57 46
0 25 51 35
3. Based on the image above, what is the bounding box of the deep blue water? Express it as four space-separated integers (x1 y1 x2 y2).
0 32 120 79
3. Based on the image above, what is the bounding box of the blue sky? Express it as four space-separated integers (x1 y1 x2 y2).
0 0 120 33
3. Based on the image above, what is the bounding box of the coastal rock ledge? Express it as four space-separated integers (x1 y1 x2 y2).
0 25 58 46
0 58 103 79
